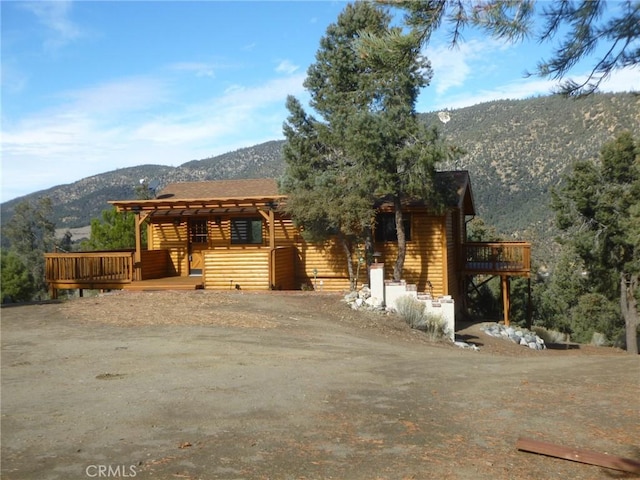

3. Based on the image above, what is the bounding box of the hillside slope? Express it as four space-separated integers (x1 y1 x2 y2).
428 93 640 238
2 93 638 263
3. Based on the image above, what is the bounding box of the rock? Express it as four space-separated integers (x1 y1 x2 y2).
344 291 358 303
481 322 547 350
454 341 479 351
365 296 383 308
358 286 371 300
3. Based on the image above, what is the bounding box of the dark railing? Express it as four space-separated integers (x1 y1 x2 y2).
462 242 531 275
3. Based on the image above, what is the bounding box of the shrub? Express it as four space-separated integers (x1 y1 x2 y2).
395 296 448 341
570 293 622 345
1 250 36 303
531 326 570 344
395 296 425 328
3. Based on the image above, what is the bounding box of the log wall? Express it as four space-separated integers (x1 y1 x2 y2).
203 248 270 290
148 209 455 295
374 213 448 296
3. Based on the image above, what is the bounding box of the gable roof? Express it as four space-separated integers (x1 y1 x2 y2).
435 170 476 215
110 173 475 216
157 178 279 199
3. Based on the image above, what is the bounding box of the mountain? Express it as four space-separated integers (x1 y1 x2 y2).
427 92 640 261
0 140 286 231
2 93 639 264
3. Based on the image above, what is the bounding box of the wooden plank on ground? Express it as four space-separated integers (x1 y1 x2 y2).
516 437 640 474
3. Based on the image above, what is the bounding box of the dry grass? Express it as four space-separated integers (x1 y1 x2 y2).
58 290 280 329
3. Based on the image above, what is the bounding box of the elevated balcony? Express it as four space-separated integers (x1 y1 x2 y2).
462 242 531 277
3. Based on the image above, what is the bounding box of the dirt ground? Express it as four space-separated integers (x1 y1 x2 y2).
2 290 639 480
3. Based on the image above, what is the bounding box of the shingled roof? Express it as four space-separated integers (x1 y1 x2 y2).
111 173 474 216
158 178 279 200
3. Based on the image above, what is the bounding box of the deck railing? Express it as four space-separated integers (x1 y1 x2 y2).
45 251 134 295
462 242 531 275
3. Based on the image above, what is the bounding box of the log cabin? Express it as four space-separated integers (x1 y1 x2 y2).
45 172 531 324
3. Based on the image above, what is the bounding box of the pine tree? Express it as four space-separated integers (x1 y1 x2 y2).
281 1 450 285
2 197 56 300
82 208 138 251
552 132 639 353
361 0 639 96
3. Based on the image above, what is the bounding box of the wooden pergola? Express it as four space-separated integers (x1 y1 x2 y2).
109 194 287 282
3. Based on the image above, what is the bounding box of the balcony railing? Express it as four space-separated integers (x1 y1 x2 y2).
45 251 134 296
462 242 531 276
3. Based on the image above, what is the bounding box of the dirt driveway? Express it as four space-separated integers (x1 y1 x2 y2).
2 290 639 480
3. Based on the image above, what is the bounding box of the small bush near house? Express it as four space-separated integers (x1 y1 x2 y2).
531 326 570 345
395 296 448 341
395 296 425 327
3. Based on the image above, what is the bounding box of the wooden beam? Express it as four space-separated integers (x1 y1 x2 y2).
134 212 150 282
268 209 275 249
258 209 276 249
516 437 640 474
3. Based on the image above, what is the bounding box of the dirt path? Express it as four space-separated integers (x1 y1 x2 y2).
2 291 639 480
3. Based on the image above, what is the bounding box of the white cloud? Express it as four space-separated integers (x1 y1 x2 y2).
21 0 83 51
56 76 171 116
593 66 640 93
427 38 509 95
275 60 300 75
1 72 307 202
0 62 29 94
169 62 217 78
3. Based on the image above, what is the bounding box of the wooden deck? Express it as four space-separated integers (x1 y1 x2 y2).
462 242 531 276
124 276 204 291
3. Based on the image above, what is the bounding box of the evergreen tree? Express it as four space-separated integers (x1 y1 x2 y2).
282 1 449 285
1 250 36 303
2 197 56 300
360 0 639 96
82 207 138 251
551 132 639 353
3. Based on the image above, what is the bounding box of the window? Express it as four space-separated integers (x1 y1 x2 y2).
231 218 263 244
189 219 208 243
375 213 411 242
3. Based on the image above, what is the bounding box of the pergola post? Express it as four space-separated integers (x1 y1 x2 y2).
259 207 277 288
258 207 276 249
133 211 149 282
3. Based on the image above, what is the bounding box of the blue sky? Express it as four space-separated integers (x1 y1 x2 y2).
2 1 638 203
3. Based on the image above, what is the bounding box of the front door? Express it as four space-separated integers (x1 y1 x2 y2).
188 218 208 275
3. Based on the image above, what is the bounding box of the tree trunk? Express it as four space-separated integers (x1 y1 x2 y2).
363 226 374 285
338 232 356 291
393 196 406 281
620 272 639 355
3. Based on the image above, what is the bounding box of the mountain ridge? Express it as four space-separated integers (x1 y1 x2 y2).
2 93 639 264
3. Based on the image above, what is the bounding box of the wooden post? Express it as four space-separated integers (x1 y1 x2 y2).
259 207 276 289
268 209 275 249
258 208 276 249
133 212 149 282
134 212 142 282
501 275 510 326
527 277 532 328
